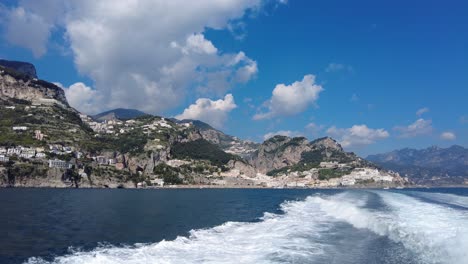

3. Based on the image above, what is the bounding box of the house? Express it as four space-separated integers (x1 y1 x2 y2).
0 155 9 162
115 163 125 170
12 126 28 131
0 147 6 154
48 159 71 169
96 156 108 165
5 106 15 109
20 149 36 159
150 178 164 187
7 147 22 156
34 130 44 141
35 152 46 158
107 158 116 165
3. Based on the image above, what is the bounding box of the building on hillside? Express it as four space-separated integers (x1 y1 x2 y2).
0 155 9 162
35 152 46 158
150 178 164 187
95 156 108 165
115 163 125 170
12 126 28 131
0 147 6 154
48 159 72 169
20 149 36 159
34 130 44 141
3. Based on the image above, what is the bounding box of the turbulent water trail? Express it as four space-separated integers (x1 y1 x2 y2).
26 195 335 264
26 190 468 264
405 191 468 209
312 191 468 264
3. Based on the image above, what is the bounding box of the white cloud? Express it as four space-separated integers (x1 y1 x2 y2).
62 82 103 114
305 122 324 136
3 0 262 114
440 132 456 141
394 118 433 138
4 7 51 57
175 94 237 129
326 124 389 148
253 74 323 120
416 107 430 116
325 63 353 73
263 130 302 141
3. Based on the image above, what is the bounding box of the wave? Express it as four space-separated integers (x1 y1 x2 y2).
311 191 468 264
26 195 335 264
25 191 468 264
404 191 468 209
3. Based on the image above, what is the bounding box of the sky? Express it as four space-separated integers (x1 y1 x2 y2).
0 0 467 156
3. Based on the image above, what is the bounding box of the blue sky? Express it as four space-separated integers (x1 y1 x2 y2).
0 0 467 156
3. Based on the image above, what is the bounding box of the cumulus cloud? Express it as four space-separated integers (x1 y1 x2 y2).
263 130 302 141
440 132 456 141
175 94 237 129
416 107 430 116
2 0 262 114
326 124 389 148
253 74 323 120
61 82 103 114
394 118 433 138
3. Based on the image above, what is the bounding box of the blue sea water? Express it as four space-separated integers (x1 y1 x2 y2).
0 188 467 264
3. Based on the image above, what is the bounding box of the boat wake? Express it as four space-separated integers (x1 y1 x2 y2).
26 191 468 264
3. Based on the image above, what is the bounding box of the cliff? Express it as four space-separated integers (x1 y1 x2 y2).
0 59 37 79
0 65 68 106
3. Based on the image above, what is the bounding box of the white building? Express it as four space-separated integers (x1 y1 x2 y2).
0 155 9 162
48 159 71 169
12 126 28 131
36 152 46 158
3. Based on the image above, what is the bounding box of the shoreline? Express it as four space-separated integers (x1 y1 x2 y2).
1 184 467 190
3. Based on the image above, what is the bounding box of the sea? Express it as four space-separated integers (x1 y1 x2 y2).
0 188 467 264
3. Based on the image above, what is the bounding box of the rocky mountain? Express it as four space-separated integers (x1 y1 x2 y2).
0 64 68 106
93 108 148 122
0 59 37 79
174 119 259 158
0 60 406 188
367 145 468 185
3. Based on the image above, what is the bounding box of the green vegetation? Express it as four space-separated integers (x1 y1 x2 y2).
171 139 238 166
318 168 351 180
267 162 319 176
153 163 183 184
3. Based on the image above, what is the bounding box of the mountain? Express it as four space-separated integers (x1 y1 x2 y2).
367 145 468 185
0 59 37 79
173 119 259 158
93 108 148 121
0 60 406 188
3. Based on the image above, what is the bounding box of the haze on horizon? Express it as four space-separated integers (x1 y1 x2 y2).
0 0 466 156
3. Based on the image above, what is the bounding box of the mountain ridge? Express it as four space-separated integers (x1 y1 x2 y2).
0 60 407 188
367 145 468 184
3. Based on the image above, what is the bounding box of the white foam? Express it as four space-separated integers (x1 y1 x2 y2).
310 191 468 264
25 191 468 264
407 191 468 209
26 197 333 264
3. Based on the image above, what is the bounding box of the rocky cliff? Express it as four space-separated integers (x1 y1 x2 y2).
0 59 37 79
0 65 68 106
250 136 364 174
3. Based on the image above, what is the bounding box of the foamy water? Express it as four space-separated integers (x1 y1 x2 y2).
26 191 468 264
